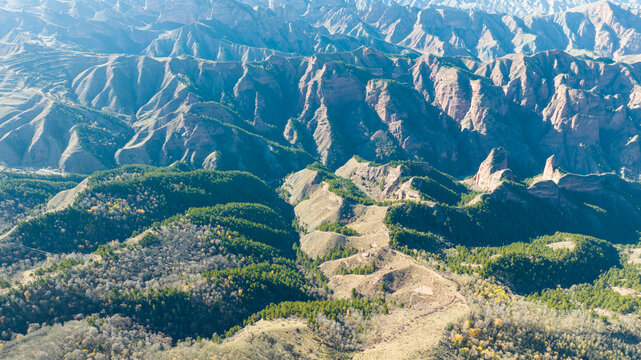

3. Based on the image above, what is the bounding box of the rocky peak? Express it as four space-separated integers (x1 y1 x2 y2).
542 154 564 183
473 147 515 191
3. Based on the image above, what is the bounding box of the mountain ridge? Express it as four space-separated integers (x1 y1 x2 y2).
5 43 641 182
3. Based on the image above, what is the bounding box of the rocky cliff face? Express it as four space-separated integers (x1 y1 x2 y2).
458 146 641 242
472 147 515 191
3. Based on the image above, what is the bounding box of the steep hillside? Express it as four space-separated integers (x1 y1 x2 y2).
0 171 84 233
0 165 316 349
0 162 464 359
387 148 641 251
0 164 290 272
7 44 641 180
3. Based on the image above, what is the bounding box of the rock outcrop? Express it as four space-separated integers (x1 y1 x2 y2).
335 157 422 201
542 155 564 183
473 148 515 191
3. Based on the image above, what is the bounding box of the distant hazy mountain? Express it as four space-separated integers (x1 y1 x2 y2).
2 0 641 62
318 0 641 61
374 0 641 16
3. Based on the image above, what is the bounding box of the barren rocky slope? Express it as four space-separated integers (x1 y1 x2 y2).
4 1 641 180
280 163 468 359
7 43 641 180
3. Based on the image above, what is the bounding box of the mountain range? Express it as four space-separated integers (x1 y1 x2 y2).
384 0 641 16
3 1 641 359
3 0 641 181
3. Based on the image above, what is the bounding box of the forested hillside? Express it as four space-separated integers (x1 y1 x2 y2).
1 155 641 358
0 172 84 233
